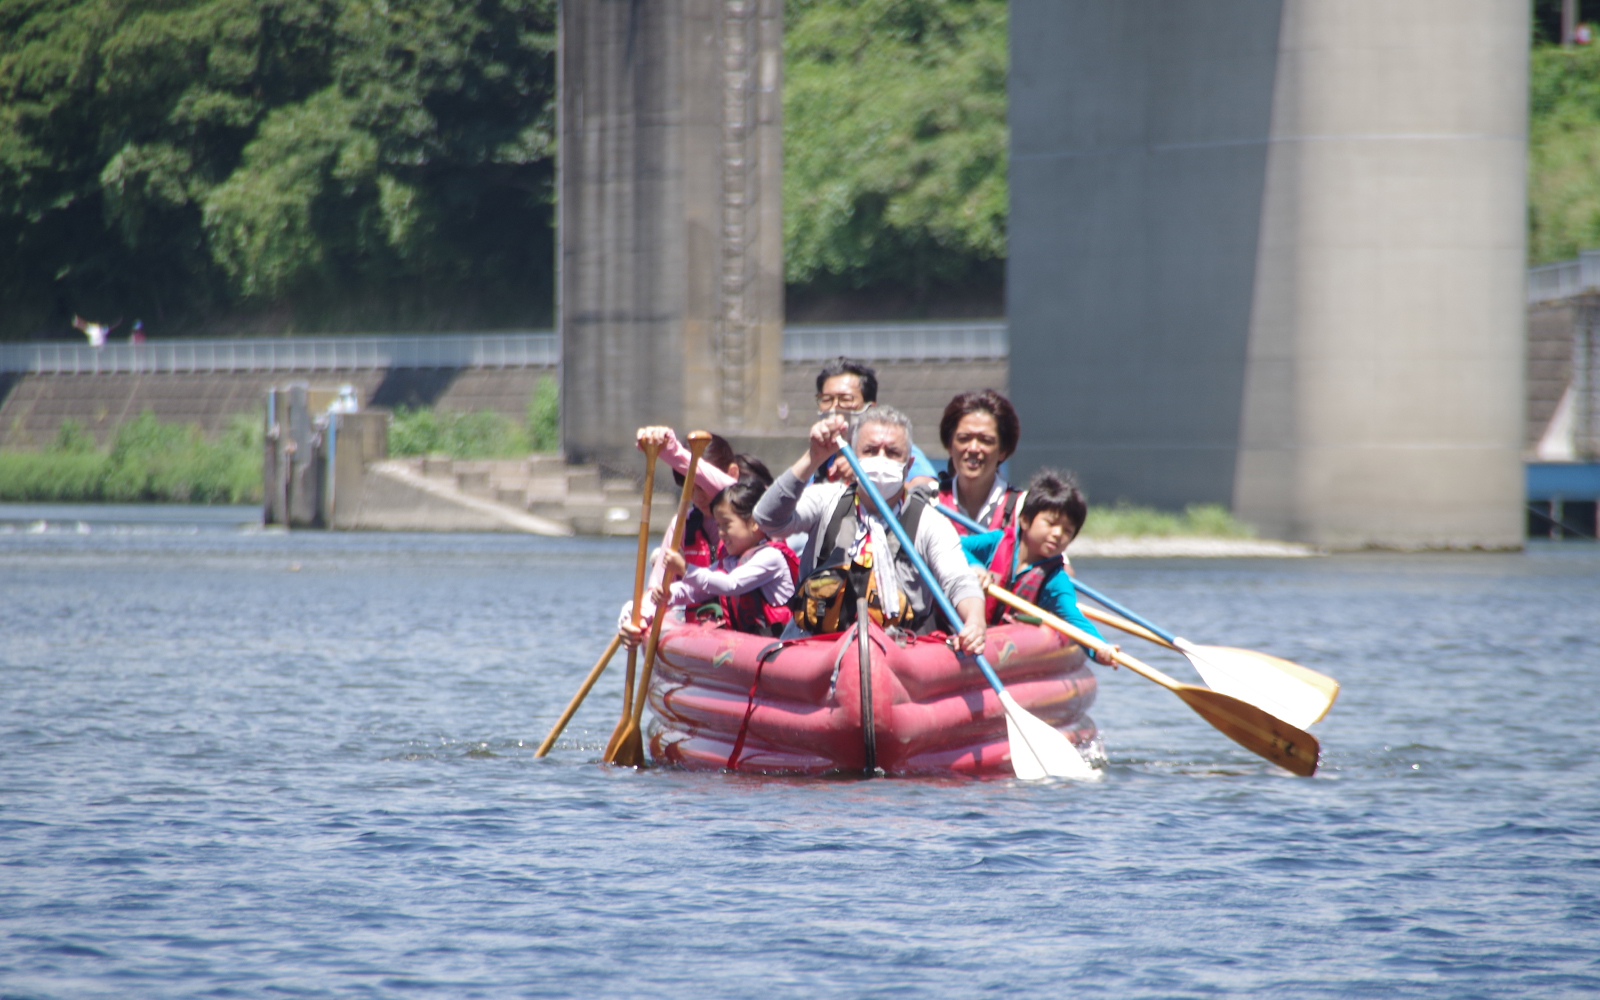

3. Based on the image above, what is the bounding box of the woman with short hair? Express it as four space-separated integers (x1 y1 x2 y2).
937 389 1022 534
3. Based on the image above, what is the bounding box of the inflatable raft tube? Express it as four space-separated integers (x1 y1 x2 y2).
648 620 1098 777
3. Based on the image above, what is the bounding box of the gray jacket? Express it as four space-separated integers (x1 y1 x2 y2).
754 470 981 620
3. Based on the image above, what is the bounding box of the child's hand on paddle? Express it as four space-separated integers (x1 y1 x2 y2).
970 566 997 589
1092 644 1119 667
637 426 675 451
661 549 686 578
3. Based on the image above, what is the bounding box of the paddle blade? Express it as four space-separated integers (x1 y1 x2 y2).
1175 685 1319 777
999 691 1101 781
607 726 644 767
1176 639 1338 730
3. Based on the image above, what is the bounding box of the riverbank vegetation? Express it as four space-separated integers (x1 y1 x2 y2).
0 0 1012 339
784 0 1006 316
1530 36 1600 263
0 413 262 503
387 376 558 458
0 0 558 340
1078 502 1256 540
0 376 560 501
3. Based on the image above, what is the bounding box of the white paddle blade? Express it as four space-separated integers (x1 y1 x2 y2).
999 691 1101 781
1175 639 1336 730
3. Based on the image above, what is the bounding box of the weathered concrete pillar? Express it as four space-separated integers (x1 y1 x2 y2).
559 0 784 472
1232 1 1527 547
1008 0 1526 548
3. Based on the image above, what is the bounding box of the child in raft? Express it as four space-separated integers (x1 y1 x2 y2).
654 480 799 637
619 427 772 645
961 469 1118 666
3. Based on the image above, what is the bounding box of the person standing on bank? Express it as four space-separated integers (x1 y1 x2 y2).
812 358 939 491
754 407 986 654
937 389 1023 534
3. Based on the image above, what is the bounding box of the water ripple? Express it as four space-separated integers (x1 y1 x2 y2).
1 520 1598 997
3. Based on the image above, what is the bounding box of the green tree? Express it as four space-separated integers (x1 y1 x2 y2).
1529 41 1600 263
783 0 1007 295
0 0 556 340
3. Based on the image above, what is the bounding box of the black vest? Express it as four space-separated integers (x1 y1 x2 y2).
804 485 947 634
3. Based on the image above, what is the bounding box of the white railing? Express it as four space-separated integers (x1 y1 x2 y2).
782 320 1007 361
1529 250 1600 304
0 332 560 375
0 321 1012 374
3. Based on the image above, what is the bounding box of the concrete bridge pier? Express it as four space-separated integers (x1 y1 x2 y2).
559 0 785 473
1009 0 1527 548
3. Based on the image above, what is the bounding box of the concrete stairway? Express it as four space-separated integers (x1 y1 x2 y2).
394 455 668 536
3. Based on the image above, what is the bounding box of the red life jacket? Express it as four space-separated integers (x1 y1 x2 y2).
937 476 1022 536
680 507 715 568
720 540 800 637
981 524 1060 626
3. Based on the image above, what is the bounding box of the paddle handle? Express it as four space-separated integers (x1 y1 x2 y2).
628 431 711 730
535 634 623 756
631 439 662 622
984 583 1186 694
834 442 1004 695
1082 605 1172 649
1069 579 1181 645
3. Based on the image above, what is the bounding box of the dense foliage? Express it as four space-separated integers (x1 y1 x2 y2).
783 0 1006 294
0 0 557 340
0 411 262 501
1529 41 1600 263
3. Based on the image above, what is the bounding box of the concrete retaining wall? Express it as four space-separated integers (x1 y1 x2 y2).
0 360 1004 461
0 366 558 449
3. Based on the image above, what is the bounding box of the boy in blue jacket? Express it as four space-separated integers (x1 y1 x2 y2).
960 469 1117 664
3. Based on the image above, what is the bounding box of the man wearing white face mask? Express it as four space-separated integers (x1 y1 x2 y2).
753 407 986 654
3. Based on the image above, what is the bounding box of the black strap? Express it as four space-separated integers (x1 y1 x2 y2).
1000 488 1021 528
816 488 856 571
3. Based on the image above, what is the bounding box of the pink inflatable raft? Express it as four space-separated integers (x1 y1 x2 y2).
646 620 1098 776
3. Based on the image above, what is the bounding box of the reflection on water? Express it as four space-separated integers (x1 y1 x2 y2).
2 506 1598 998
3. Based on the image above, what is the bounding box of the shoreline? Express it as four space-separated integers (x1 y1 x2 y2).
1070 536 1320 558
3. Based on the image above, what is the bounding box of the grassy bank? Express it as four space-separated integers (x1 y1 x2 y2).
0 412 262 504
1079 502 1256 539
0 379 561 504
388 378 558 459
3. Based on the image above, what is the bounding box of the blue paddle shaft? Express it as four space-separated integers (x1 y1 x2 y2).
835 443 1006 694
935 502 985 533
932 502 1181 646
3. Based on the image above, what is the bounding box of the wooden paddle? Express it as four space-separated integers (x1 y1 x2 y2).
534 636 622 757
931 501 1339 729
603 436 662 759
836 439 1098 780
604 430 711 767
535 438 660 759
985 584 1319 777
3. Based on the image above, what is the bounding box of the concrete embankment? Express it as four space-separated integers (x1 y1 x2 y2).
0 368 555 449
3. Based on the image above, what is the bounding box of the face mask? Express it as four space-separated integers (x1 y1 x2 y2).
858 454 907 495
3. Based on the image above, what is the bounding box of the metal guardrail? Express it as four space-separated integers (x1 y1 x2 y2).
0 332 560 375
0 321 1010 374
783 320 1007 361
1529 250 1600 304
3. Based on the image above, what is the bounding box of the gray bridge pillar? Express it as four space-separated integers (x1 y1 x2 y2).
1009 0 1526 548
559 0 785 472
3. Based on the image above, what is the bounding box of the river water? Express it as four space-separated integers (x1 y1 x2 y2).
2 503 1597 998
